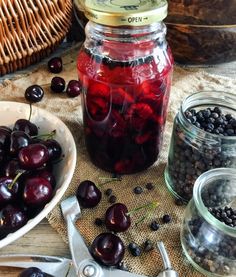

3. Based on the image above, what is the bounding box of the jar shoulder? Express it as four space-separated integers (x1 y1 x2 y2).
77 44 173 82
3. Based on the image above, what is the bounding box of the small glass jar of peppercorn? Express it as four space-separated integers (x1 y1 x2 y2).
165 91 236 203
181 167 236 277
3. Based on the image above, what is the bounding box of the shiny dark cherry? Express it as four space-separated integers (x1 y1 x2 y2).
25 85 44 103
43 139 62 161
76 180 101 208
4 159 22 177
50 77 65 93
23 177 53 207
105 203 131 232
34 168 56 189
0 204 27 240
14 119 38 136
66 80 81 97
18 143 50 169
90 232 125 266
47 57 63 73
0 177 19 207
10 131 31 156
0 126 11 149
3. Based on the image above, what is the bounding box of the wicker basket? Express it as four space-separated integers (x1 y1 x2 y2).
0 0 72 76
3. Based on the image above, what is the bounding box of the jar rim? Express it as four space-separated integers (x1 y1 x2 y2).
193 167 236 237
86 20 165 34
179 90 236 141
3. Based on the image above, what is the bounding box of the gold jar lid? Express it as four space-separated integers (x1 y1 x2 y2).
75 0 168 26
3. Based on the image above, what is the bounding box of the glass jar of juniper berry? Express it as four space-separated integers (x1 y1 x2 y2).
181 168 236 276
165 91 236 202
76 0 173 174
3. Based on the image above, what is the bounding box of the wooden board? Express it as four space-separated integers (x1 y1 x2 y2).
166 23 236 64
167 0 236 25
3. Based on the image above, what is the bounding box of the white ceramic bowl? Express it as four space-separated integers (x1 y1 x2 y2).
0 101 77 248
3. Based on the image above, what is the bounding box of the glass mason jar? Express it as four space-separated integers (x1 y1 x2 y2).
165 91 236 202
76 0 173 174
181 168 236 276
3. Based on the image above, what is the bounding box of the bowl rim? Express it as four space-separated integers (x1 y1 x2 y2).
0 101 77 248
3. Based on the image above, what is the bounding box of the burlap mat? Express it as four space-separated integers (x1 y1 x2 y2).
1 46 236 277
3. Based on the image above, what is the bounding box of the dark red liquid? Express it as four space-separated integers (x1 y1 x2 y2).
77 46 173 174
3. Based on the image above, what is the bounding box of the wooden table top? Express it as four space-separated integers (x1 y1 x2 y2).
0 219 70 276
0 60 235 277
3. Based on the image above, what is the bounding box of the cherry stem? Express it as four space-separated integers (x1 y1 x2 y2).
135 210 153 226
135 215 147 226
28 103 32 121
32 130 56 140
40 83 50 88
126 201 159 216
8 171 24 190
52 157 64 165
97 177 121 187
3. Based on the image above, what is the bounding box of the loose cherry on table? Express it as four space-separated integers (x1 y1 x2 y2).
25 85 44 103
76 180 102 208
50 76 66 93
66 80 81 97
47 57 63 73
104 201 159 232
24 56 81 102
105 203 131 232
90 232 125 266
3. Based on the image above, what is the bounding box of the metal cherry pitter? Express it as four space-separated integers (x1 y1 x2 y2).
0 196 179 277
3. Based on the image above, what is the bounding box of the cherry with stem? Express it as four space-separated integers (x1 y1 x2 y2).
105 201 159 232
97 176 122 187
76 177 121 208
